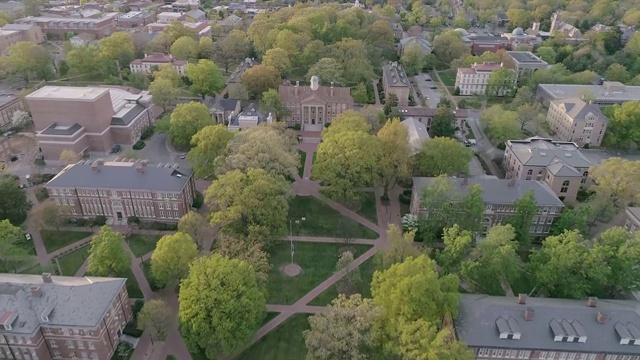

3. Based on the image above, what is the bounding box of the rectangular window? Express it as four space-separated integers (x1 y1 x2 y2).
159 203 164 209
160 211 165 218
49 340 58 348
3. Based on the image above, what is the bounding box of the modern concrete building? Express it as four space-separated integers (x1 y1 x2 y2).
0 273 132 360
503 137 593 203
411 176 564 235
46 159 196 222
536 82 640 107
14 13 118 39
624 207 640 233
129 54 187 75
456 294 640 360
401 117 430 155
455 62 514 96
0 23 44 53
503 51 548 83
116 11 156 28
546 97 608 147
382 61 411 106
279 76 354 131
26 86 154 159
0 94 25 129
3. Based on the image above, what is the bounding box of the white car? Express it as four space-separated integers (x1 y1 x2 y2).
25 233 32 241
179 153 186 159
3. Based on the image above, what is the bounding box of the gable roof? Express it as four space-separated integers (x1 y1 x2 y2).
401 118 430 155
186 8 205 19
399 36 433 53
551 97 608 122
279 82 353 105
507 137 593 169
382 62 410 88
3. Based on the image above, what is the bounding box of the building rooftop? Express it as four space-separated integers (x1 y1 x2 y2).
507 51 547 64
507 137 593 169
0 29 19 36
627 207 640 223
218 14 242 26
209 98 239 112
16 13 118 23
186 9 205 18
538 82 640 103
398 106 469 119
0 274 125 335
118 11 154 19
458 62 503 75
382 61 410 88
413 176 564 207
1 23 37 31
46 160 193 192
0 94 19 108
70 33 96 42
40 123 83 136
551 97 608 122
157 11 184 18
130 53 187 65
456 294 640 354
27 86 109 101
399 36 432 52
401 117 430 155
279 80 353 104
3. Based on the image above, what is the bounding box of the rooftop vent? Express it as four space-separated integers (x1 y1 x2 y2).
597 311 608 324
565 153 572 157
524 307 535 321
30 286 42 297
615 322 640 345
40 305 53 323
496 316 522 340
549 318 587 343
539 152 547 157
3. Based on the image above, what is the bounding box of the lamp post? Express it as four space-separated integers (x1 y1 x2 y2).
289 217 306 264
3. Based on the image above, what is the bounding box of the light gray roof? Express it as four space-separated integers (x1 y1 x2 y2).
537 82 640 104
626 207 640 223
0 274 126 335
218 14 242 26
1 23 36 31
186 8 205 19
547 160 582 177
412 176 564 207
507 137 593 169
551 97 608 123
399 36 433 54
46 160 192 192
457 294 640 355
401 117 430 155
507 51 547 65
382 62 410 88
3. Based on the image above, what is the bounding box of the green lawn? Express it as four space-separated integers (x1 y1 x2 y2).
288 196 379 239
141 260 161 291
437 70 456 86
125 234 162 258
356 192 377 224
20 262 56 275
308 257 376 305
237 314 310 360
40 230 93 253
121 268 144 299
267 242 372 304
298 150 307 178
57 246 89 276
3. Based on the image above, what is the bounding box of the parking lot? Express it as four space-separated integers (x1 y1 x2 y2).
413 73 441 108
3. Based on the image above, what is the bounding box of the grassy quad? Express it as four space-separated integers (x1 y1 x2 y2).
236 314 310 360
125 234 162 258
40 230 93 253
57 246 90 276
308 256 376 306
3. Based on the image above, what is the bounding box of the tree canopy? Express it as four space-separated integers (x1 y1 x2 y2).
87 226 130 277
151 232 199 288
169 102 215 149
377 119 412 199
415 137 472 177
186 59 225 99
187 124 234 178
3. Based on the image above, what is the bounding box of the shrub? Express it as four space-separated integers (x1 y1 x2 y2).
577 188 594 202
34 158 46 166
151 221 178 231
122 322 142 338
167 356 177 360
192 191 204 209
35 187 49 202
132 140 146 150
290 123 301 130
132 299 144 319
76 218 89 227
140 125 155 140
93 215 107 226
30 173 56 185
583 143 590 149
399 191 412 204
127 216 140 225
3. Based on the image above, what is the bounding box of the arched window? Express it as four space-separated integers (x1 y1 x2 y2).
560 180 570 193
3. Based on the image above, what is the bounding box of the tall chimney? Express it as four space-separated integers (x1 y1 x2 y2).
330 81 334 97
596 311 608 324
524 307 535 321
517 293 527 305
42 273 52 283
30 286 42 297
587 297 598 307
295 81 299 96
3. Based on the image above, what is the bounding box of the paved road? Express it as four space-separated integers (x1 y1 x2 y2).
413 73 441 108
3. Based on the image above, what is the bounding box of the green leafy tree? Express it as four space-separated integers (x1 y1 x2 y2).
41 202 63 230
205 168 293 240
591 227 640 297
589 158 640 210
260 88 289 120
461 224 522 295
170 36 199 60
377 119 411 199
153 64 183 87
438 224 473 274
241 64 281 98
137 299 172 341
87 226 131 277
178 212 210 251
604 63 630 83
0 220 34 272
359 105 385 132
0 175 31 225
198 36 216 60
304 294 379 360
550 205 592 236
430 105 456 138
306 58 346 86
383 93 399 116
4 42 53 83
148 78 179 112
516 103 543 131
179 254 266 359
506 191 538 247
323 111 371 137
375 224 420 270
66 45 99 77
262 47 291 76
166 21 198 41
168 102 215 149
329 38 375 84
351 83 369 104
214 232 270 284
535 46 557 64
415 137 472 176
480 105 521 146
145 31 175 54
98 32 135 66
216 29 251 73
604 102 640 148
151 232 199 288
432 30 470 65
400 44 425 76
506 8 532 28
186 59 225 99
187 124 234 178
486 68 517 97
511 87 533 108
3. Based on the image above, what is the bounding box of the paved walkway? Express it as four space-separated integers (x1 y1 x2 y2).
371 79 381 106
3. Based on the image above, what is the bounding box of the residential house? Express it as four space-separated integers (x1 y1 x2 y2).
26 86 154 159
624 207 640 233
185 9 205 21
455 62 514 96
279 76 354 131
410 176 564 235
536 81 640 107
382 62 411 106
227 106 272 131
0 94 24 129
401 117 430 155
503 51 548 83
14 13 118 39
129 54 187 75
69 33 96 47
209 98 241 124
46 158 196 222
546 97 608 147
0 23 44 53
156 11 185 23
116 11 156 28
171 0 200 12
503 137 594 202
0 273 132 360
456 294 640 360
398 106 469 132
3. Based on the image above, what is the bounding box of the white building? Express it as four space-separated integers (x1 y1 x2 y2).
129 54 188 75
157 12 185 24
227 107 271 131
455 62 511 96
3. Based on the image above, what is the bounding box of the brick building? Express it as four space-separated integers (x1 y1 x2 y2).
0 94 24 130
546 97 609 147
455 62 514 96
26 86 154 159
0 23 44 53
382 61 411 106
0 273 132 360
129 54 187 75
45 159 196 223
14 13 117 39
116 11 156 28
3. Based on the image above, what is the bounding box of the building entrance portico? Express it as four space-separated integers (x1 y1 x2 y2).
302 104 325 131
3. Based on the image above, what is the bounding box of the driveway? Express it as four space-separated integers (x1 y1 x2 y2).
413 73 441 108
134 133 190 167
465 110 503 160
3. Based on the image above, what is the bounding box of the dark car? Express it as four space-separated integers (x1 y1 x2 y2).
110 144 121 154
425 78 432 81
430 86 437 89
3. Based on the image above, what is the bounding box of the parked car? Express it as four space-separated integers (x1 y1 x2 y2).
110 144 121 154
430 86 437 89
425 78 432 81
25 233 32 241
179 153 186 159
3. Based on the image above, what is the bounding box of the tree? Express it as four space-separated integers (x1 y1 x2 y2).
66 45 99 77
137 300 172 342
168 102 215 149
179 254 266 359
376 224 420 270
0 219 33 273
415 137 472 176
591 227 640 297
511 87 533 109
323 111 371 137
145 31 174 54
400 44 425 76
516 103 543 131
241 64 281 98
186 59 225 99
0 175 31 225
359 105 385 132
506 8 532 28
151 232 199 288
480 105 521 146
335 251 360 295
304 294 379 360
205 168 293 240
507 191 537 247
604 102 640 148
262 47 291 76
178 212 209 251
307 58 346 86
351 83 369 104
98 32 135 65
149 78 179 112
165 21 198 41
153 64 183 87
589 158 640 210
216 29 251 73
11 110 32 129
430 106 456 138
170 36 199 60
214 124 299 179
313 130 380 203
432 30 470 64
377 119 411 199
4 42 53 83
187 124 234 178
41 202 63 230
604 63 630 83
486 68 517 97
461 224 523 295
59 149 80 165
550 204 592 236
383 93 399 116
260 88 289 120
215 232 270 284
438 224 473 274
329 38 375 84
393 318 474 360
198 36 216 60
87 226 131 277
535 46 557 64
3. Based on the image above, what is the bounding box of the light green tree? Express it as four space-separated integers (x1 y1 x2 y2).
87 226 131 277
187 124 234 179
506 191 538 247
377 119 411 199
214 232 270 284
415 137 472 176
260 89 289 120
151 232 199 288
216 29 251 73
153 64 183 87
178 212 210 251
432 30 470 64
480 105 521 146
179 254 266 359
486 68 517 97
137 299 172 341
375 224 420 270
0 220 34 273
550 205 592 237
168 102 215 149
604 63 630 83
400 44 425 76
98 32 135 65
589 158 640 210
4 42 53 83
351 83 369 104
241 64 281 98
323 111 371 138
186 59 225 99
66 45 99 77
394 318 474 360
170 36 199 60
198 36 216 60
438 224 473 274
591 227 640 297
262 47 291 76
148 78 179 112
604 102 640 148
535 46 557 64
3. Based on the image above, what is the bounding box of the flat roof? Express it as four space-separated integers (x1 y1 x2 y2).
27 86 109 101
538 83 640 102
507 51 547 64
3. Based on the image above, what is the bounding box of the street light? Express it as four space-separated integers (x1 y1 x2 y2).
289 217 306 264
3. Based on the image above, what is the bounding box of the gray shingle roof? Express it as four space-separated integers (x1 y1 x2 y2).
456 294 640 355
412 176 564 206
547 160 582 177
401 117 430 155
551 97 608 123
46 161 192 192
0 274 126 334
507 137 594 169
383 62 410 88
